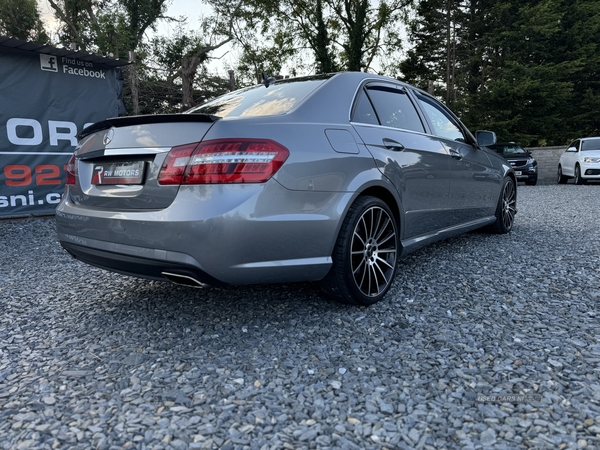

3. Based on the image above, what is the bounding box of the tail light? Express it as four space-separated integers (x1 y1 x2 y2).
65 153 77 185
158 139 289 185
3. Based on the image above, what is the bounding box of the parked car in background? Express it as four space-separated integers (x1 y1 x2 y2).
55 72 517 306
487 142 538 185
557 137 600 184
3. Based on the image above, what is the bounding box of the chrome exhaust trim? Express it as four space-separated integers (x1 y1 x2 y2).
161 272 205 288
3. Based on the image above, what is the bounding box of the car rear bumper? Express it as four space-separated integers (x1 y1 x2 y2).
56 182 351 285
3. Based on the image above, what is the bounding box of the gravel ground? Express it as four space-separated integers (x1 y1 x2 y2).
1 184 600 450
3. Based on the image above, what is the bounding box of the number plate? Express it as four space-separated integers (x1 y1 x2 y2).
514 171 522 176
92 161 145 185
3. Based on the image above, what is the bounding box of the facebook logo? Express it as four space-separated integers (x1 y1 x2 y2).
40 54 58 72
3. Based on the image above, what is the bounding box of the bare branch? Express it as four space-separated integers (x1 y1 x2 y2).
47 0 80 42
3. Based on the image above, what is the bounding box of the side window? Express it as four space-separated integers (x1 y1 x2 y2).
364 86 425 133
352 90 379 125
416 94 466 142
574 140 580 151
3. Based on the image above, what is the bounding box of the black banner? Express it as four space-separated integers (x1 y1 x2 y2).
0 48 126 216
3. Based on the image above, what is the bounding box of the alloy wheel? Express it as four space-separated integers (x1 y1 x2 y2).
350 206 397 298
501 179 516 230
574 165 585 185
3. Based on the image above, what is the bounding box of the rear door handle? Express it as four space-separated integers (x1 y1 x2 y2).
449 148 463 159
382 138 405 152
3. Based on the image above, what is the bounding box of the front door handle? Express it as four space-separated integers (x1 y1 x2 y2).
382 138 405 152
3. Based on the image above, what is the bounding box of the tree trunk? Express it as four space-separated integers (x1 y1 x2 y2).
129 52 139 115
228 70 236 92
446 0 451 104
181 55 201 111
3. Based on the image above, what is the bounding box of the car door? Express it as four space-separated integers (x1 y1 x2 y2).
350 82 453 239
561 140 580 176
413 92 497 224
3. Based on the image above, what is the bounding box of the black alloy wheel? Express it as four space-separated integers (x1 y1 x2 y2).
320 196 398 306
488 177 516 234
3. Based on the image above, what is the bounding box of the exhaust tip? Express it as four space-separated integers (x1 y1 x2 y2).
162 272 205 288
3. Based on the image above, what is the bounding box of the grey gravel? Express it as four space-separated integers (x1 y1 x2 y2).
1 184 600 449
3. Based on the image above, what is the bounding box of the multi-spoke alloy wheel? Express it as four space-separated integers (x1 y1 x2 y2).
350 205 397 298
320 196 398 305
488 177 516 234
500 179 516 231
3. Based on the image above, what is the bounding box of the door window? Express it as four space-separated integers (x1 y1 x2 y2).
353 85 425 133
416 94 466 142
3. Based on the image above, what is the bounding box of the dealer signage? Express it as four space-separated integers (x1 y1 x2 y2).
0 46 126 216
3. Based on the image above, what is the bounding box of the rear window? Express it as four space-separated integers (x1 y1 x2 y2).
186 76 332 118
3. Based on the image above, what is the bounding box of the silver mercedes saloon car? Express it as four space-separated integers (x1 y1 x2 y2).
56 72 516 305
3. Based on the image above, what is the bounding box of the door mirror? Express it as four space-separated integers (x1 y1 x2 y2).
567 146 577 152
476 130 497 147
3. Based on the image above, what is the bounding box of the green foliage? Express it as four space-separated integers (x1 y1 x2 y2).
401 0 600 146
153 34 208 70
0 0 49 42
205 0 409 82
3 0 595 143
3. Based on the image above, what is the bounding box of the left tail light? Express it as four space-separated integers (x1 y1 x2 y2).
65 153 77 185
158 139 290 185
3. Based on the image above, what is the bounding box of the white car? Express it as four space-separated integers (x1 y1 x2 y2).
557 137 600 184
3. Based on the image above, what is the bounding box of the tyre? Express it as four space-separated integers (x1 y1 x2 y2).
320 196 398 306
487 176 516 234
557 165 568 184
574 165 586 185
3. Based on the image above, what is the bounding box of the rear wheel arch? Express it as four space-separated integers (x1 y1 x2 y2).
320 193 400 305
358 186 402 237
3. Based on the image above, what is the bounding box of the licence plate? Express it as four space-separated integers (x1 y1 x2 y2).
92 161 145 185
515 171 522 176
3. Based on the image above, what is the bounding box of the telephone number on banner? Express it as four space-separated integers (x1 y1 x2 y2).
2 163 65 187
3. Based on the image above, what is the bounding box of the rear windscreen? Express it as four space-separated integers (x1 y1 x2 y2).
186 76 332 118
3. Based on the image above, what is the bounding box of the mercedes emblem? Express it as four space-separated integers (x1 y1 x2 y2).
103 128 114 145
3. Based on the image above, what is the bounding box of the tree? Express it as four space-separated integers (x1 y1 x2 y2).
400 0 600 146
48 0 170 114
0 0 49 42
466 0 576 145
558 0 600 138
47 0 100 50
205 0 410 81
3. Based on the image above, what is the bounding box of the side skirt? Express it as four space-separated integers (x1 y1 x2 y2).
400 216 497 257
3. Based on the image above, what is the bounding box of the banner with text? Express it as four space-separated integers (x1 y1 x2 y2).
0 49 126 216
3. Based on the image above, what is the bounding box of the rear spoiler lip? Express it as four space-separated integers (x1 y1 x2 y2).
78 114 220 140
